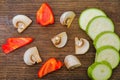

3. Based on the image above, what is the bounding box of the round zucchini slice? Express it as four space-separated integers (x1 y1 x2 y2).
79 8 106 31
88 61 112 80
86 16 114 40
94 31 120 51
95 46 120 69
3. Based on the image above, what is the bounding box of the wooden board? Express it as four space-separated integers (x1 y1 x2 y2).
0 0 120 80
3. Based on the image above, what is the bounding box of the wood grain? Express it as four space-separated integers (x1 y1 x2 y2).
0 0 120 80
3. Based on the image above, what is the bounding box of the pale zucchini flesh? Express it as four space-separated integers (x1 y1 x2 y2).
94 31 120 51
86 16 114 40
79 8 106 31
88 61 112 80
95 46 120 69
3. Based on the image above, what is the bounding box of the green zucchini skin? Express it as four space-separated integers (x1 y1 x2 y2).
88 61 112 80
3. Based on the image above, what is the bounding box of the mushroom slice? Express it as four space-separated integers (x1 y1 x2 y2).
64 55 81 70
60 11 76 28
75 37 90 54
12 15 32 33
23 47 42 65
51 32 68 48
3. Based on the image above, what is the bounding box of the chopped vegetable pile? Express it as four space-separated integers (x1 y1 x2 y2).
1 2 120 80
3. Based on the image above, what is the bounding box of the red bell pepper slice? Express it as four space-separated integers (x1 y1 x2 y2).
38 58 63 78
2 38 33 54
36 3 54 26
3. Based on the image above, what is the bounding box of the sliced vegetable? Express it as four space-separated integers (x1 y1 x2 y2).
64 55 81 70
23 47 42 65
86 16 114 40
94 31 120 51
95 46 120 69
88 61 112 80
60 11 76 28
51 32 68 48
36 3 54 26
12 15 32 33
75 37 89 54
2 38 33 54
38 58 63 78
79 8 106 31
79 8 119 79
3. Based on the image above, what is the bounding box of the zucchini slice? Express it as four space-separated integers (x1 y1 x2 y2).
94 31 120 51
95 46 120 69
79 8 106 31
86 16 114 40
88 61 112 80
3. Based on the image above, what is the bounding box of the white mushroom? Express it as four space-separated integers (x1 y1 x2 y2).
51 32 68 48
60 11 76 28
12 15 32 33
64 55 81 70
75 37 90 54
23 47 42 65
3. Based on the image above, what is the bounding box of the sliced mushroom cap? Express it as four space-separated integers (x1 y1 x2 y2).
12 15 32 33
64 55 81 70
75 37 90 54
60 11 76 28
51 32 68 48
23 47 42 65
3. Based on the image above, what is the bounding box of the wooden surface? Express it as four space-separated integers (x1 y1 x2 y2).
0 0 120 80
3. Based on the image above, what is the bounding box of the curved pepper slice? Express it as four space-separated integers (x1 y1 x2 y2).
38 58 63 78
36 3 54 26
2 38 33 54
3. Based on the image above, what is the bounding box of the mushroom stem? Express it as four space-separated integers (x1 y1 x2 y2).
75 37 84 47
54 36 61 45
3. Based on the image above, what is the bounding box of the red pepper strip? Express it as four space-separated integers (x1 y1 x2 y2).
36 3 54 26
2 38 33 54
38 58 63 78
